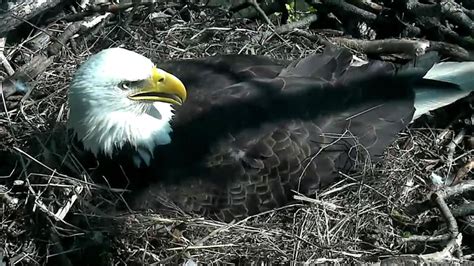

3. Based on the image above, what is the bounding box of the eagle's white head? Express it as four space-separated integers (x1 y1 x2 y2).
67 48 187 166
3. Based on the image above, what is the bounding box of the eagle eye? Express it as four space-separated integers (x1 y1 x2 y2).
119 81 133 90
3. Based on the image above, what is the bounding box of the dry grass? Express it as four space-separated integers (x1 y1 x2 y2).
0 5 473 265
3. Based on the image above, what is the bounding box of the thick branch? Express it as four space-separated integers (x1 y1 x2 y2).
405 0 440 17
453 160 474 185
320 0 377 22
405 180 474 216
0 0 63 37
329 37 429 57
275 14 318 34
432 192 459 237
346 0 383 13
1 15 109 105
417 17 474 50
440 0 474 32
291 29 472 60
452 202 474 218
48 2 155 23
406 0 474 33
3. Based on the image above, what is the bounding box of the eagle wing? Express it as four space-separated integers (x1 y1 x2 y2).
126 47 420 221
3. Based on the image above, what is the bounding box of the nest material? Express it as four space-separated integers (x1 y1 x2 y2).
0 6 473 265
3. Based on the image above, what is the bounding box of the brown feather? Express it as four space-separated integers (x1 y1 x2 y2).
80 47 439 221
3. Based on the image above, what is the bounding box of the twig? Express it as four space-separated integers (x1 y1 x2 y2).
166 243 237 251
435 128 452 146
444 128 467 185
248 0 274 26
447 129 466 163
54 185 83 220
0 38 14 76
293 194 342 211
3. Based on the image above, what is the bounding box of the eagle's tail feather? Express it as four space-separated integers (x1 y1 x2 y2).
413 61 474 121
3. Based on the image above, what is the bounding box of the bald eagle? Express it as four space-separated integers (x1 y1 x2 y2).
67 46 473 221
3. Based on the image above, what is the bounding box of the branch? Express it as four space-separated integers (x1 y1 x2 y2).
403 233 451 243
453 160 474 185
248 0 274 26
0 0 63 37
406 0 474 33
275 14 318 34
0 14 111 106
329 37 430 57
329 37 472 60
401 190 462 259
319 0 377 22
405 180 474 216
417 16 474 50
346 0 383 13
47 2 156 23
432 192 458 237
0 38 14 76
384 234 462 263
452 202 474 218
419 233 462 261
440 0 474 32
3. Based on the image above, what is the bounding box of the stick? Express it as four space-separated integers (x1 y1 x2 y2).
293 29 473 60
0 0 63 36
451 202 474 217
48 2 157 23
330 37 430 57
403 233 450 243
248 0 274 26
0 38 14 75
452 160 474 185
0 13 110 104
405 180 474 215
419 233 462 261
432 192 458 237
275 14 318 34
320 0 377 22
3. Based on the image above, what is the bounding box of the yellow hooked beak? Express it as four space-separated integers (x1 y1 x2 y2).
128 67 187 105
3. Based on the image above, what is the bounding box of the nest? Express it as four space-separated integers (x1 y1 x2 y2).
0 5 473 265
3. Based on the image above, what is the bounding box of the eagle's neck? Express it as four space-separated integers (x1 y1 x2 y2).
69 102 175 167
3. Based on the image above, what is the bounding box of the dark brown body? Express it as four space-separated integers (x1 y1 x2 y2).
85 47 441 221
